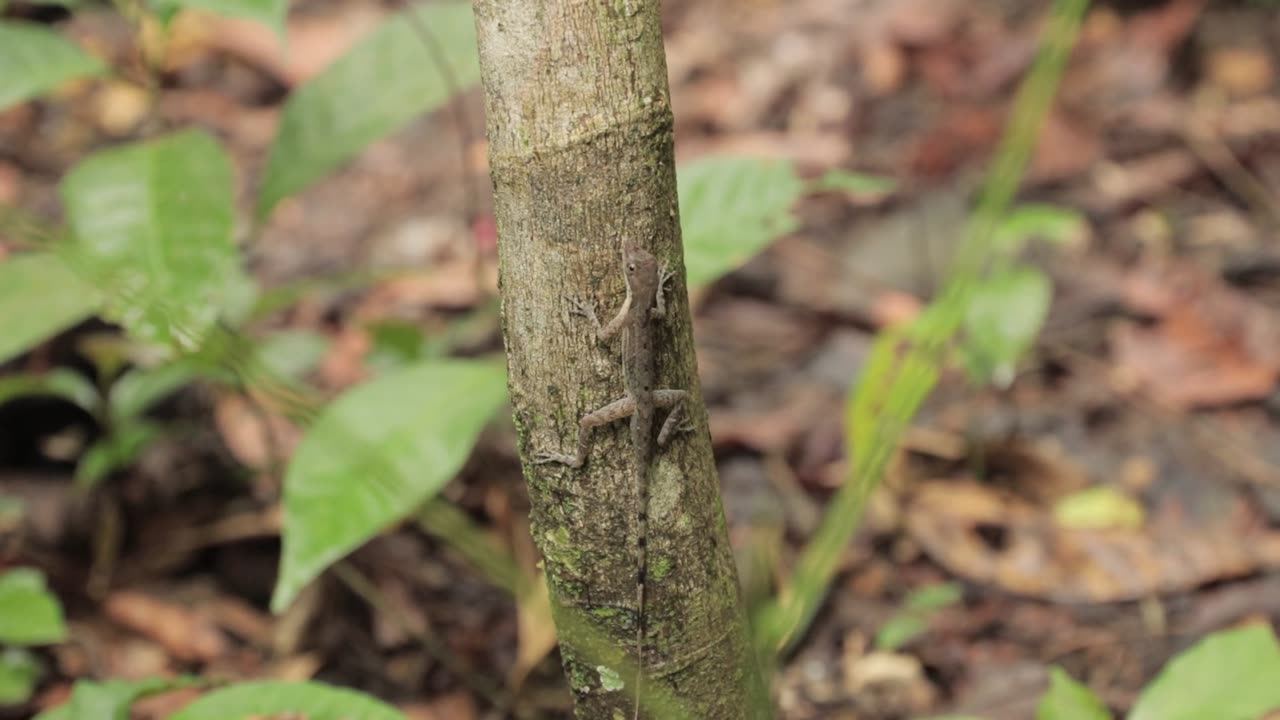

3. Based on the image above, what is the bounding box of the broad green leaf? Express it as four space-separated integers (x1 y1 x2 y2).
254 329 331 380
994 204 1087 254
814 168 898 197
0 568 66 646
905 582 963 612
366 320 428 372
1052 486 1144 531
0 369 99 412
76 421 162 489
1036 667 1111 720
0 495 23 534
148 0 286 33
0 253 102 364
109 360 200 422
678 156 802 288
258 2 479 217
272 359 507 611
0 648 39 705
60 130 241 353
963 266 1051 388
34 677 198 720
1129 624 1280 720
0 22 104 111
876 583 962 650
171 680 404 720
875 614 927 651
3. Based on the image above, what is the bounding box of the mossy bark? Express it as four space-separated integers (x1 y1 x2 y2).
471 1 770 718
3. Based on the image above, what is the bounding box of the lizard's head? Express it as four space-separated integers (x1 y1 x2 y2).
622 246 659 287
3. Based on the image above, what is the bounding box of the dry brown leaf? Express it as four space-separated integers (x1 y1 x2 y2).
204 6 389 86
860 41 906 97
214 392 302 469
710 384 833 452
1110 267 1280 409
92 82 149 137
675 131 852 168
1029 109 1102 183
401 692 479 720
0 161 20 205
1089 150 1201 211
509 516 557 689
132 688 203 720
884 0 964 47
319 325 372 389
906 480 1280 602
207 594 274 646
1207 48 1274 98
103 590 228 663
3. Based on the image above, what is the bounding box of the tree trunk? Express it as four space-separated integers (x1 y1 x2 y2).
471 1 770 718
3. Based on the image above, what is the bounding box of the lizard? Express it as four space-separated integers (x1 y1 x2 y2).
534 242 688 720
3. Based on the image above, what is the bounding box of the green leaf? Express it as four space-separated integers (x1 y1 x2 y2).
813 168 898 197
904 582 963 612
993 204 1087 254
677 156 802 288
170 680 405 720
1052 486 1144 531
1129 624 1280 720
876 583 963 650
0 253 102 365
76 421 162 489
0 568 66 646
34 677 197 720
962 266 1051 388
875 614 927 651
0 22 104 111
148 0 286 34
365 320 428 372
257 2 479 218
254 330 331 380
0 495 23 534
0 369 100 413
60 130 242 353
1036 667 1111 720
0 648 39 705
272 359 507 612
108 360 199 422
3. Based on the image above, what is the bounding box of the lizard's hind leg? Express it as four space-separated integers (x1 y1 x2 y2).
653 389 690 446
534 395 637 468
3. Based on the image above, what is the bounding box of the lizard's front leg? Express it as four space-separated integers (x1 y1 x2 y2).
533 395 636 468
651 262 677 320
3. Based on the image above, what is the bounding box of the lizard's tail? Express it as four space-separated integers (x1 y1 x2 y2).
634 485 649 719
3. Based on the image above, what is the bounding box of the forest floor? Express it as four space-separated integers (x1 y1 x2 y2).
4 0 1280 718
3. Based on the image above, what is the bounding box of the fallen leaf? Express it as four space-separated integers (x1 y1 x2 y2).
1206 47 1275 98
214 392 302 469
509 516 557 689
104 591 228 663
204 5 389 87
1053 486 1145 531
92 81 149 137
1110 266 1280 409
401 692 478 720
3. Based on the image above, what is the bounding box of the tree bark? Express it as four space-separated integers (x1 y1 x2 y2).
471 1 770 718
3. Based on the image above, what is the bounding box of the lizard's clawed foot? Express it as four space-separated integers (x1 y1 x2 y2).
533 450 580 468
568 295 596 319
658 263 676 295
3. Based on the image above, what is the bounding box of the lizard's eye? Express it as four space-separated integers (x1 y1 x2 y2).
627 263 635 271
